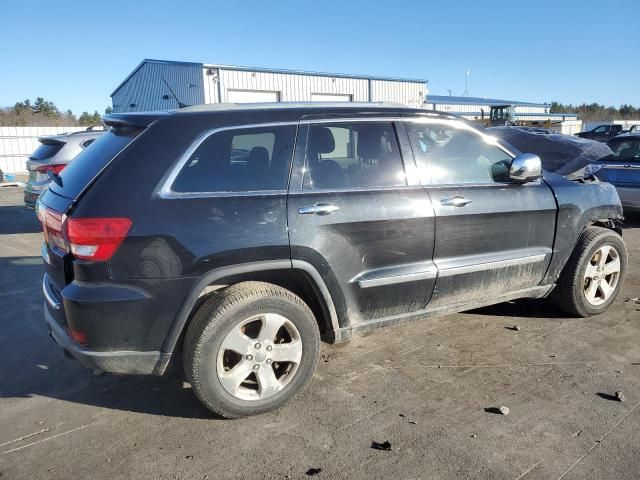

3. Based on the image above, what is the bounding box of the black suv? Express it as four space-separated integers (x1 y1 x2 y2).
38 103 627 418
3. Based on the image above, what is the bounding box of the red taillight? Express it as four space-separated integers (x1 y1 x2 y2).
64 217 132 261
40 206 67 252
65 327 88 345
36 164 66 175
38 205 131 262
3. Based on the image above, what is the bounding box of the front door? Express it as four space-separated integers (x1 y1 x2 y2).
287 119 437 328
404 117 557 307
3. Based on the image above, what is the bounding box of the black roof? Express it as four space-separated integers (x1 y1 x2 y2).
103 102 457 128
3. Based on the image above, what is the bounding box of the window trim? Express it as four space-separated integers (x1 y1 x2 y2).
157 116 522 198
157 122 299 199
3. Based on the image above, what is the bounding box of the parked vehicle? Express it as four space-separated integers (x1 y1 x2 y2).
576 124 624 142
38 103 627 418
594 133 640 210
24 128 105 208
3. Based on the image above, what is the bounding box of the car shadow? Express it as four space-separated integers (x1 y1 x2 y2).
0 255 220 420
468 298 572 319
622 211 640 229
0 205 42 234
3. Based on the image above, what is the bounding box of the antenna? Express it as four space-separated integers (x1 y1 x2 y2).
462 68 470 97
161 76 190 108
447 89 452 96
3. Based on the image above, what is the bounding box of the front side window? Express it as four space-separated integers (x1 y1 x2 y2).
172 125 296 193
406 121 513 185
607 139 640 162
303 122 406 190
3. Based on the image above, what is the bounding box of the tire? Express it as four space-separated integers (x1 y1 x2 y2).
183 281 320 418
553 227 627 317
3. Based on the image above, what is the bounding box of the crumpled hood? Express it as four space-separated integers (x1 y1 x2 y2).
489 126 613 179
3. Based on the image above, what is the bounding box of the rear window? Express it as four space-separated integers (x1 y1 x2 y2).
49 127 143 199
30 142 64 161
171 125 296 193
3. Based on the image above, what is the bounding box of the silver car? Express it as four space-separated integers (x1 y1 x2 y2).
24 128 105 208
596 133 640 211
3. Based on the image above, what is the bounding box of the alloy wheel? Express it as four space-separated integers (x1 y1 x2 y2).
216 313 303 401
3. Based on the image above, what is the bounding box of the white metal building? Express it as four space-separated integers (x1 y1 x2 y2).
426 95 579 123
111 59 429 113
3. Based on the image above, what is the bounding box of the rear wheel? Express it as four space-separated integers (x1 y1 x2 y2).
554 227 627 317
183 282 320 418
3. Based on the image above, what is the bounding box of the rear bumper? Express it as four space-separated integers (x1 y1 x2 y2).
43 274 171 375
24 188 42 208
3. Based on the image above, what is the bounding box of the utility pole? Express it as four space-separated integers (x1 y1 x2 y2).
462 68 470 97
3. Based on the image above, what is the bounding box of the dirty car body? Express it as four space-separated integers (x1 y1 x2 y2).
36 103 625 414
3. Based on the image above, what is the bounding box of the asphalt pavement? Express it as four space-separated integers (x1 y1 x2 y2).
1 185 639 480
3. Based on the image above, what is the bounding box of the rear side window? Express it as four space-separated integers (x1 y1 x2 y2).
49 127 142 199
30 142 64 161
303 122 406 190
172 125 296 193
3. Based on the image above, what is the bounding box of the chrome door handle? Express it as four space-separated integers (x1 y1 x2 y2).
440 196 472 207
298 204 340 215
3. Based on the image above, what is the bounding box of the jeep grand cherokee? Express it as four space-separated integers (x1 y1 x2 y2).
38 103 627 418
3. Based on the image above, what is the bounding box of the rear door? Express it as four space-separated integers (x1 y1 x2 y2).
287 118 436 328
404 117 557 307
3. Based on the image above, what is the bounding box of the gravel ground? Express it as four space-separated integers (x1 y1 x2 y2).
0 185 639 480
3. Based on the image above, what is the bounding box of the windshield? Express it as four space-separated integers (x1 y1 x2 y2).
49 126 143 199
605 138 640 161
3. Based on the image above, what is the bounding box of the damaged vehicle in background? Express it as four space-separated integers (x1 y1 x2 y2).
594 132 640 211
489 126 639 212
38 104 627 418
24 127 105 208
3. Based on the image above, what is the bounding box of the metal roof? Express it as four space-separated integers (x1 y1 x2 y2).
427 95 547 108
112 59 429 97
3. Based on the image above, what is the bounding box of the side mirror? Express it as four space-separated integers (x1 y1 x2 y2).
509 153 542 183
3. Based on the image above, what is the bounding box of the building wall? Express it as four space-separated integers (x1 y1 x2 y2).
202 67 427 106
0 126 85 174
112 62 205 112
370 80 426 108
114 61 428 111
207 68 371 103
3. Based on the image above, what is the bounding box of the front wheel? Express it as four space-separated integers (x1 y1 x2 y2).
553 227 627 317
183 282 320 418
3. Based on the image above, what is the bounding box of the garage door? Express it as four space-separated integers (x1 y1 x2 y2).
226 90 280 103
311 93 352 102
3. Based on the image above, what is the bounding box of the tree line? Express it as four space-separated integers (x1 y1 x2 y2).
550 101 640 121
0 97 113 127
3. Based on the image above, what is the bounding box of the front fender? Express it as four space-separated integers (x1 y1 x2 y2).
542 173 623 283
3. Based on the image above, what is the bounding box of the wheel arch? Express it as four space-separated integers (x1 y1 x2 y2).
161 260 341 357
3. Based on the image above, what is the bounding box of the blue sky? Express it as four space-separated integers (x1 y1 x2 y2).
0 0 638 114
